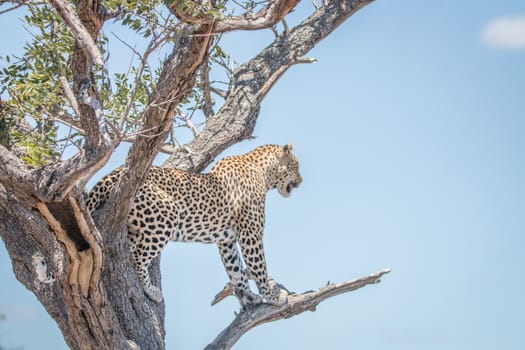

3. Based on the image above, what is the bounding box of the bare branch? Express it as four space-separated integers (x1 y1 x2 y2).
20 80 113 202
206 269 391 350
0 108 111 203
48 0 104 66
294 56 318 64
159 144 178 154
177 112 200 137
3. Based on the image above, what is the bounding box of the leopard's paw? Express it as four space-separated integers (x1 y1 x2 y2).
144 284 163 303
238 289 263 306
265 280 289 306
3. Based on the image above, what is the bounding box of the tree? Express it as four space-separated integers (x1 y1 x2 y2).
0 0 386 349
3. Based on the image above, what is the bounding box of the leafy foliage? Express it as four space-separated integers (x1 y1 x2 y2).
0 0 238 165
0 3 72 165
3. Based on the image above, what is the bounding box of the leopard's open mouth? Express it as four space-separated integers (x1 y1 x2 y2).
286 180 300 195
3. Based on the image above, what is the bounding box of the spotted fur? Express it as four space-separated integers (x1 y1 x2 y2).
87 144 302 305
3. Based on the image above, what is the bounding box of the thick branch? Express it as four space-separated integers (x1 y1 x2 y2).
0 125 111 204
0 145 39 204
32 137 112 202
167 0 299 33
48 0 104 66
70 0 107 151
214 0 299 32
206 269 391 350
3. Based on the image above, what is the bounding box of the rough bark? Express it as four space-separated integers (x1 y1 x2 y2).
0 1 378 349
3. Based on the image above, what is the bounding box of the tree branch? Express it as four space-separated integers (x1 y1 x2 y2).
206 269 391 350
0 144 38 204
48 0 104 66
214 0 300 33
166 0 299 33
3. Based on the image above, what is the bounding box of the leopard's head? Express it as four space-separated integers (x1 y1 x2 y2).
275 144 302 198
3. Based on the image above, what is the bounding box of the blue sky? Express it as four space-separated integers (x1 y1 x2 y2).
1 1 525 349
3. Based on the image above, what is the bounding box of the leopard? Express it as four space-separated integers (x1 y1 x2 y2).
86 144 302 306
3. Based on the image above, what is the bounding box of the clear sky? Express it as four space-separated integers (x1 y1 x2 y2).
1 1 525 349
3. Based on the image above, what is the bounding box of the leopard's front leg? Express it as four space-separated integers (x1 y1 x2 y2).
218 242 263 306
237 226 288 306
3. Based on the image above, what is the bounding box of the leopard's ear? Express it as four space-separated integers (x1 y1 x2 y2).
279 144 293 166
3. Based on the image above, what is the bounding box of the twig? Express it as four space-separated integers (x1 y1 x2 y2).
177 112 200 137
206 269 391 350
270 25 279 37
209 86 227 99
294 57 318 64
282 18 289 34
52 112 83 133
